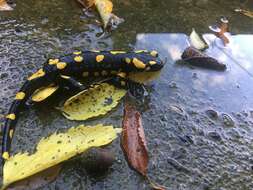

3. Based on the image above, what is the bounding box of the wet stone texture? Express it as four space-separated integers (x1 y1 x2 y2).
0 0 253 190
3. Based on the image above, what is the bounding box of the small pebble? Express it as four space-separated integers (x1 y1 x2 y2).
169 81 178 88
205 109 218 120
221 113 235 127
208 131 222 141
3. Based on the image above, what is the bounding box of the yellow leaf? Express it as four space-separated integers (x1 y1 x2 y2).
0 0 13 11
2 124 121 189
95 0 113 28
31 85 59 102
61 83 126 121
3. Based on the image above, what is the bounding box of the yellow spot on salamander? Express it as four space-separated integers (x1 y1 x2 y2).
15 92 25 100
56 62 67 70
120 81 126 86
28 69 45 81
74 56 83 63
117 72 127 78
110 51 126 55
82 72 89 77
96 55 104 63
2 152 9 160
150 50 158 57
125 58 131 64
94 72 99 76
48 59 59 65
135 50 148 53
101 70 108 76
149 61 157 65
6 113 16 120
73 51 82 55
133 58 146 69
9 129 14 138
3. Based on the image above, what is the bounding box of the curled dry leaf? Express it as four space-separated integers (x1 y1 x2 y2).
121 103 148 176
181 47 226 71
0 0 13 11
189 28 207 50
209 17 229 45
2 124 121 189
77 0 124 29
6 165 62 190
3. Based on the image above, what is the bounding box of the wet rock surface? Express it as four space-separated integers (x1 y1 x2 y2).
1 0 253 190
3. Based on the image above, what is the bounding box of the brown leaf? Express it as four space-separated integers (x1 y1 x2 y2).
0 0 13 11
217 21 229 45
147 176 167 190
121 103 148 176
235 8 253 18
6 165 61 190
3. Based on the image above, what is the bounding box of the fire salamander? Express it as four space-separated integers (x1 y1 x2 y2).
1 50 164 166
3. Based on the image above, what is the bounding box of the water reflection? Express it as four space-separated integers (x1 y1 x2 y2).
135 33 253 112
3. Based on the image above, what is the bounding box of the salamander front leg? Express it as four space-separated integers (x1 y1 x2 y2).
108 74 147 99
58 75 88 93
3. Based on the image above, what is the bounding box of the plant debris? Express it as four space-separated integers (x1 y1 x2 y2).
61 83 126 121
77 0 124 30
121 103 167 189
234 8 253 18
209 16 229 45
189 28 208 50
2 124 121 189
181 47 226 71
0 0 13 11
121 103 149 176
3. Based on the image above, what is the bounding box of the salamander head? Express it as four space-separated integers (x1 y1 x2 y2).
126 50 164 72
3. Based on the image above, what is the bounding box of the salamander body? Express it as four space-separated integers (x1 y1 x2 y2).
2 50 164 165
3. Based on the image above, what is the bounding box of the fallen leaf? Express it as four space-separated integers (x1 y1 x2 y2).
209 17 229 45
2 124 121 189
61 83 126 121
235 8 253 18
121 103 148 176
31 84 59 102
181 47 226 71
6 165 62 190
77 0 124 29
189 28 207 50
0 0 13 11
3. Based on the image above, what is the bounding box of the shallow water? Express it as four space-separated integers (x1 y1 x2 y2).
0 0 253 189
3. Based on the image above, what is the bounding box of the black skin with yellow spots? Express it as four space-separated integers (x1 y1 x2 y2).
1 50 164 166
